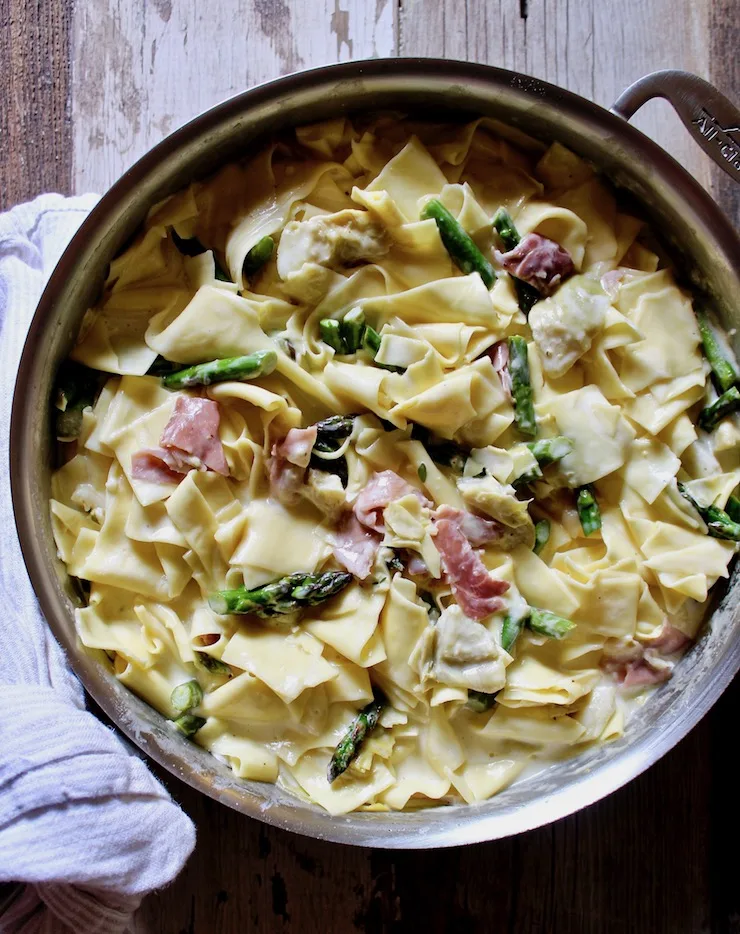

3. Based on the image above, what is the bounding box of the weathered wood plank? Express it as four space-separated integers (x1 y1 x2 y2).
399 0 711 192
71 0 395 193
0 0 72 209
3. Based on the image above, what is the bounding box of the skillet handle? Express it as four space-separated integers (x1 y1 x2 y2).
611 70 740 184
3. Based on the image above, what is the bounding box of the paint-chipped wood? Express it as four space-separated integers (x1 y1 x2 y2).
70 0 396 193
0 0 72 208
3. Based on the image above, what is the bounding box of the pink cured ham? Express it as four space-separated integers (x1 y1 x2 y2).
160 396 229 475
433 517 509 619
131 396 228 483
328 512 381 580
131 450 184 484
601 623 691 688
481 341 512 398
645 621 691 655
354 470 431 533
497 233 574 295
269 426 318 505
434 505 502 547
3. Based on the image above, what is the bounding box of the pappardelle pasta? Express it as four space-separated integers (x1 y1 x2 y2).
50 115 740 815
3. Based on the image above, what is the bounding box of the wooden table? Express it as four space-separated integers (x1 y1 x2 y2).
2 2 739 931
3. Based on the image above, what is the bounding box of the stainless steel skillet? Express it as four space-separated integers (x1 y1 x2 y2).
10 60 740 847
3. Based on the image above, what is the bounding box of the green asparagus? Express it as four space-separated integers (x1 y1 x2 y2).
54 362 103 441
340 307 366 354
507 336 537 438
492 207 520 251
243 236 274 279
466 690 497 713
698 386 740 432
195 652 233 678
162 350 277 389
171 230 230 280
527 436 573 467
320 318 347 354
726 494 740 524
418 590 441 622
146 355 182 377
209 570 353 617
528 607 576 639
362 324 382 357
313 415 356 452
173 713 206 737
533 519 551 555
678 482 740 541
327 695 385 783
421 199 496 288
171 680 204 713
411 425 469 473
576 485 602 536
492 207 541 314
696 307 738 393
501 614 525 652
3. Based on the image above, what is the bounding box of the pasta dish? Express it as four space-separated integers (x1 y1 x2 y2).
49 116 740 814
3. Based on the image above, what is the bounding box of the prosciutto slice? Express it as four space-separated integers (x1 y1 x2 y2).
434 505 502 547
160 396 229 475
481 341 512 398
433 517 509 620
354 470 430 533
497 233 574 295
328 511 381 580
131 450 185 484
269 426 318 505
131 396 228 483
601 623 691 688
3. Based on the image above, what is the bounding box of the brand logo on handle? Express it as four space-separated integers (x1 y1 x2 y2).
692 108 740 172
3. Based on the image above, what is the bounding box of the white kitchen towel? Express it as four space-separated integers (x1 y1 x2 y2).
0 195 196 933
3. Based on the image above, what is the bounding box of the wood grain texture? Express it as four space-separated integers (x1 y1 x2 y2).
0 0 72 209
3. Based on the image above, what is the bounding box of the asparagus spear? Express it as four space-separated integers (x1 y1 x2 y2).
327 695 385 783
698 386 740 432
410 425 469 473
243 236 274 279
173 713 206 737
54 362 103 441
162 350 277 389
195 652 233 678
146 355 182 377
492 207 541 314
466 690 497 713
533 519 551 555
362 324 382 357
696 307 738 393
677 482 740 541
421 199 496 288
320 318 346 354
576 485 602 536
527 436 573 467
209 570 353 617
528 608 576 639
514 436 574 486
726 494 740 524
171 680 204 713
171 230 230 280
501 613 525 652
507 336 537 438
313 415 356 451
340 307 365 354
